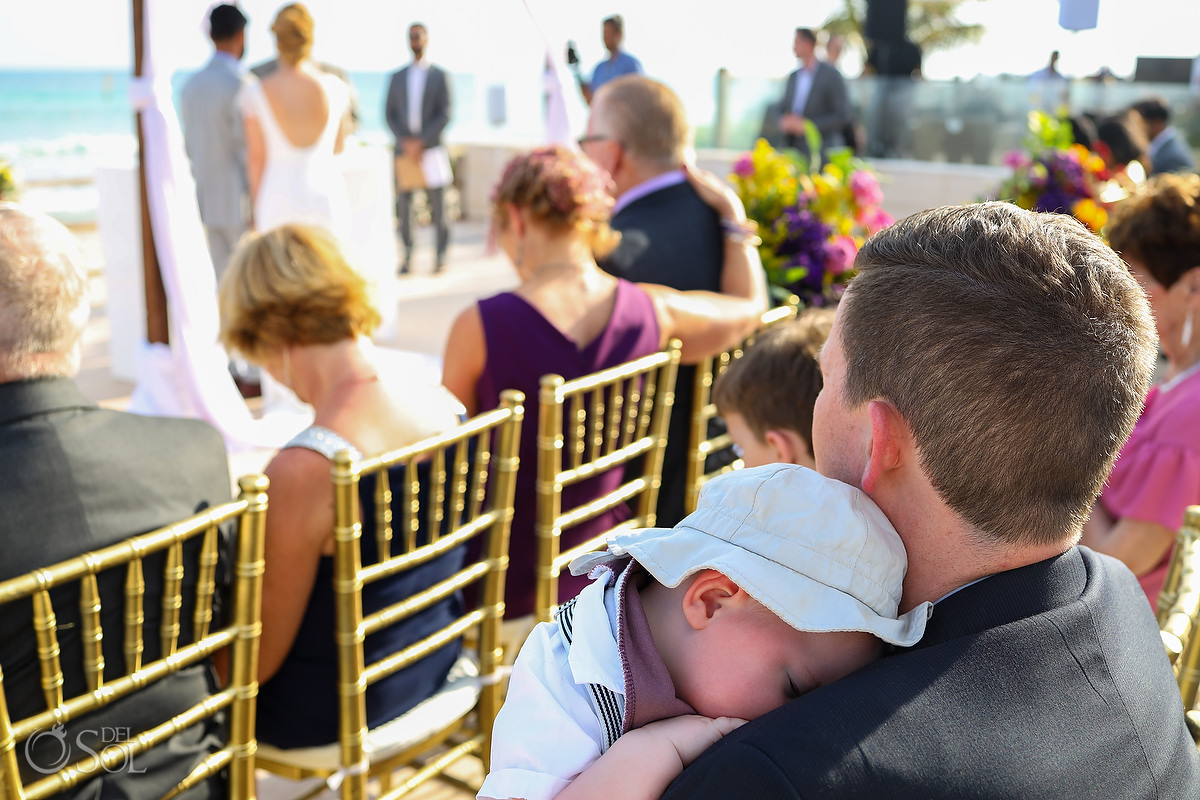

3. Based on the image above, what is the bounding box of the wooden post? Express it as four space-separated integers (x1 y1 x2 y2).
132 0 170 345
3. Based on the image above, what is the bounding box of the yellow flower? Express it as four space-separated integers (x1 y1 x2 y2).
1072 199 1107 233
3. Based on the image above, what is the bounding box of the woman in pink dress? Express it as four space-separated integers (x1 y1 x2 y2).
1082 173 1200 602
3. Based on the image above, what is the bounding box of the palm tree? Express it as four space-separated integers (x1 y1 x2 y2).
824 0 985 61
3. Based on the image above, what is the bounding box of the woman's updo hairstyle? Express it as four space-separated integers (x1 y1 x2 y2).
219 224 380 363
1107 173 1200 289
491 145 620 258
272 3 314 67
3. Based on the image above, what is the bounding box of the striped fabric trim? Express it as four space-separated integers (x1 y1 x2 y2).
556 598 624 752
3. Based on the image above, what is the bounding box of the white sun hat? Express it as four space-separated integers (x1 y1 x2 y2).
571 463 932 647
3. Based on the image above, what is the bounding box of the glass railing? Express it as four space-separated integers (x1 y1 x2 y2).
704 71 1200 166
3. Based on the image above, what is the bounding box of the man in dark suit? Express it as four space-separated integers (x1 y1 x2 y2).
385 22 453 274
1134 96 1196 175
779 27 850 162
582 75 767 526
0 205 234 799
662 203 1200 798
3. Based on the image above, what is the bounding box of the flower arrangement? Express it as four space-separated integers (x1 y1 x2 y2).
0 159 17 202
730 138 893 307
992 111 1112 234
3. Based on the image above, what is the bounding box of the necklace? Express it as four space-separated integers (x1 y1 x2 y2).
1159 359 1200 395
527 260 586 280
320 369 379 406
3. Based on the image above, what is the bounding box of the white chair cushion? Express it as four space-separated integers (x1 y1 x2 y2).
257 652 482 771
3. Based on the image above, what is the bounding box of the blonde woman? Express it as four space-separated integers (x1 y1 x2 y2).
219 224 466 748
238 3 352 240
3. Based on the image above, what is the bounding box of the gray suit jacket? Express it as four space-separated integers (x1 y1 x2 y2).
1150 128 1196 175
781 62 850 155
179 54 248 228
385 64 452 154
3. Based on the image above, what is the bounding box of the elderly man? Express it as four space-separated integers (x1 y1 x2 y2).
581 75 767 525
662 203 1200 798
0 205 233 799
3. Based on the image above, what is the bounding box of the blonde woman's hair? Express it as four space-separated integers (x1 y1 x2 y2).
272 3 314 67
219 224 380 363
491 145 620 259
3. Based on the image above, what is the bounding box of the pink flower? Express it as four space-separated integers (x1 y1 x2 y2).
1002 150 1030 169
824 235 858 275
848 170 884 207
859 206 895 236
732 153 755 178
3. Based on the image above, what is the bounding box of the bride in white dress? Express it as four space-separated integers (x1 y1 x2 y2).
239 3 351 243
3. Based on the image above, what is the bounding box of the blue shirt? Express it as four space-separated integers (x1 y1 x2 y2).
591 50 643 92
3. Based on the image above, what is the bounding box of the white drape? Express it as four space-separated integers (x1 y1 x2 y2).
522 0 582 148
129 0 306 451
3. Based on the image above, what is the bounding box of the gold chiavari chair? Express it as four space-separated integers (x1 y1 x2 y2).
683 301 799 516
0 475 269 800
534 341 682 624
254 391 523 800
1157 506 1200 743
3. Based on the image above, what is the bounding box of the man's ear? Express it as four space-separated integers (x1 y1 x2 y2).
680 570 744 631
861 400 906 493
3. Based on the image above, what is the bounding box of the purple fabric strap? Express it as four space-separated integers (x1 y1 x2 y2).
615 560 694 733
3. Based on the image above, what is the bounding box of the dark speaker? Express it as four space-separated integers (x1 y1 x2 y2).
864 0 907 42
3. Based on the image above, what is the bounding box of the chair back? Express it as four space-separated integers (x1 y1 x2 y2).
684 302 799 515
314 391 522 800
0 475 269 800
1159 506 1200 716
534 341 681 623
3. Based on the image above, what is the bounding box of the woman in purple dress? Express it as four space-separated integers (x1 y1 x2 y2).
442 146 764 629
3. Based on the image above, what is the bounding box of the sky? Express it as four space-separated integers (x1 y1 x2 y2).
2 0 1197 82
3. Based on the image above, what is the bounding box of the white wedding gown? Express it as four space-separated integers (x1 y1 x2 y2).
239 72 352 243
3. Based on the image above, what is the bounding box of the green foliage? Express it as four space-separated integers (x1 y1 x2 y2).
823 0 985 62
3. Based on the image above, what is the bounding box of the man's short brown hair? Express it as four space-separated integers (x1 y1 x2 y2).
712 309 835 457
839 202 1156 546
592 75 688 170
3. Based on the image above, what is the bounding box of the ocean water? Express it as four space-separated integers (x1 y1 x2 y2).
1 66 725 223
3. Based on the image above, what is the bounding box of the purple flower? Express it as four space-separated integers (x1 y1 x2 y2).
848 171 883 207
732 153 755 178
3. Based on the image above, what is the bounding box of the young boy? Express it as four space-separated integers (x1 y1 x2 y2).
712 308 835 469
479 464 931 800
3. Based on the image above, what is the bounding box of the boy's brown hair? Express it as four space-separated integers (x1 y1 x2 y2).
712 308 836 457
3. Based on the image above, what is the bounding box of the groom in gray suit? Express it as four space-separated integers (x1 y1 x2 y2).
779 27 850 163
180 4 249 281
385 22 453 274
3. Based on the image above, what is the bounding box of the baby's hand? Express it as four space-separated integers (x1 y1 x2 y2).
631 714 747 768
556 715 746 800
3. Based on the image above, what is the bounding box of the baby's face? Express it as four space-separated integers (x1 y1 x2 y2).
676 598 881 721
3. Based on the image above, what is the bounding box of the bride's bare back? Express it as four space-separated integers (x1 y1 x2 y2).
260 63 330 148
